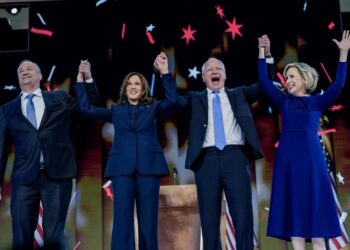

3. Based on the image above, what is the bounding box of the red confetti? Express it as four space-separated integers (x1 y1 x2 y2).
276 72 287 89
328 22 335 30
318 128 336 135
146 31 155 44
103 186 114 200
329 104 344 111
225 17 243 40
320 62 333 83
181 24 197 45
215 4 225 19
121 22 126 40
30 27 53 37
274 141 279 148
73 241 81 250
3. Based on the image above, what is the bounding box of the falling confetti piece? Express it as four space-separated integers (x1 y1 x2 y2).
30 27 53 37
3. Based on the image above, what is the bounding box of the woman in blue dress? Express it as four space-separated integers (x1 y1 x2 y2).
258 31 350 250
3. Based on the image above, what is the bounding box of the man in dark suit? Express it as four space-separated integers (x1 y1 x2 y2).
0 59 98 250
177 39 273 250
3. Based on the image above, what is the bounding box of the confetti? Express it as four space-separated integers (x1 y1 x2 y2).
146 31 155 44
30 27 53 37
225 17 243 40
317 128 336 135
320 62 332 83
36 13 46 25
150 73 155 96
188 66 200 79
181 24 197 45
47 65 56 82
276 72 287 89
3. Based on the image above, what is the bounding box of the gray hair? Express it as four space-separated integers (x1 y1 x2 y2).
201 57 226 75
17 60 42 75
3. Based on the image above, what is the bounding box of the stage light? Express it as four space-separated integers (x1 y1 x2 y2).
10 7 18 15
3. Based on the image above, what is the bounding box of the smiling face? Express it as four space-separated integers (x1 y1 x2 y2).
284 66 307 96
126 74 143 105
202 58 226 91
17 60 42 93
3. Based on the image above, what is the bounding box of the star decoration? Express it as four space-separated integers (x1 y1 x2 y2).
181 24 197 45
329 104 344 111
337 171 345 184
215 4 225 19
3 85 16 90
146 24 155 32
188 66 201 79
225 17 243 40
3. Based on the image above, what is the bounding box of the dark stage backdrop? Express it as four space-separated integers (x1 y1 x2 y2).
0 0 349 249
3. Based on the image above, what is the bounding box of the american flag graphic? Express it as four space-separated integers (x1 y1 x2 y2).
320 134 349 249
225 199 236 250
224 193 258 250
34 201 44 249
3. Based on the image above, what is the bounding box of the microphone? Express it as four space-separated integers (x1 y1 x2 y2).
173 167 178 185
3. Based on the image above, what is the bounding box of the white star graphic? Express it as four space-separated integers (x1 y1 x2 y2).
3 85 17 90
337 171 345 184
188 66 200 79
146 24 155 32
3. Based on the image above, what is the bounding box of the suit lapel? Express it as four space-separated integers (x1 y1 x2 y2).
14 96 35 128
199 90 208 116
134 103 149 130
38 91 51 129
225 88 237 112
118 104 133 128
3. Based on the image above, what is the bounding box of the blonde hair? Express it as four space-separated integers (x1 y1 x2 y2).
283 62 319 93
117 72 152 105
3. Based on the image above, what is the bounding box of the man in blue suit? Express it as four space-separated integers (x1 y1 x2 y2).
0 59 98 250
177 40 273 250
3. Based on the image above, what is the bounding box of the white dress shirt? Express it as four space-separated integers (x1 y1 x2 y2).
21 88 45 162
202 88 245 148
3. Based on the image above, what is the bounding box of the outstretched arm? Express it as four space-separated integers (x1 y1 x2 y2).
77 60 100 106
333 30 350 62
257 34 285 107
74 60 112 122
317 30 350 109
153 52 177 115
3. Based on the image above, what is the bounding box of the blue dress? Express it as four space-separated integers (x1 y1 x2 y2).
258 59 347 240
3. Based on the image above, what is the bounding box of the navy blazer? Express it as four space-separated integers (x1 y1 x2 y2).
0 83 99 186
74 73 177 177
0 91 74 186
178 84 264 170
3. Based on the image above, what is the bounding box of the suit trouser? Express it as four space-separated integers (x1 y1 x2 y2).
11 170 72 250
111 173 161 250
194 145 254 250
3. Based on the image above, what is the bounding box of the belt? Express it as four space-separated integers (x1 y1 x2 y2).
202 144 244 152
39 162 45 170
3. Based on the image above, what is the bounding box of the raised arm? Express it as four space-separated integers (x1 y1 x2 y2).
153 52 177 115
258 34 285 107
74 60 112 122
316 30 350 110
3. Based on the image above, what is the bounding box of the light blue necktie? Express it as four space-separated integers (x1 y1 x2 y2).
212 91 226 150
26 94 37 128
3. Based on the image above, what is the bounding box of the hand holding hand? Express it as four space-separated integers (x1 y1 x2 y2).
153 52 169 75
258 34 271 56
77 60 92 82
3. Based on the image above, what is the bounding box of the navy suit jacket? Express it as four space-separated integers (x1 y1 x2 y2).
74 73 177 177
178 84 264 171
0 84 99 186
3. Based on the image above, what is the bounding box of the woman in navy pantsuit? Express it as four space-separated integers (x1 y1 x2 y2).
74 52 177 250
